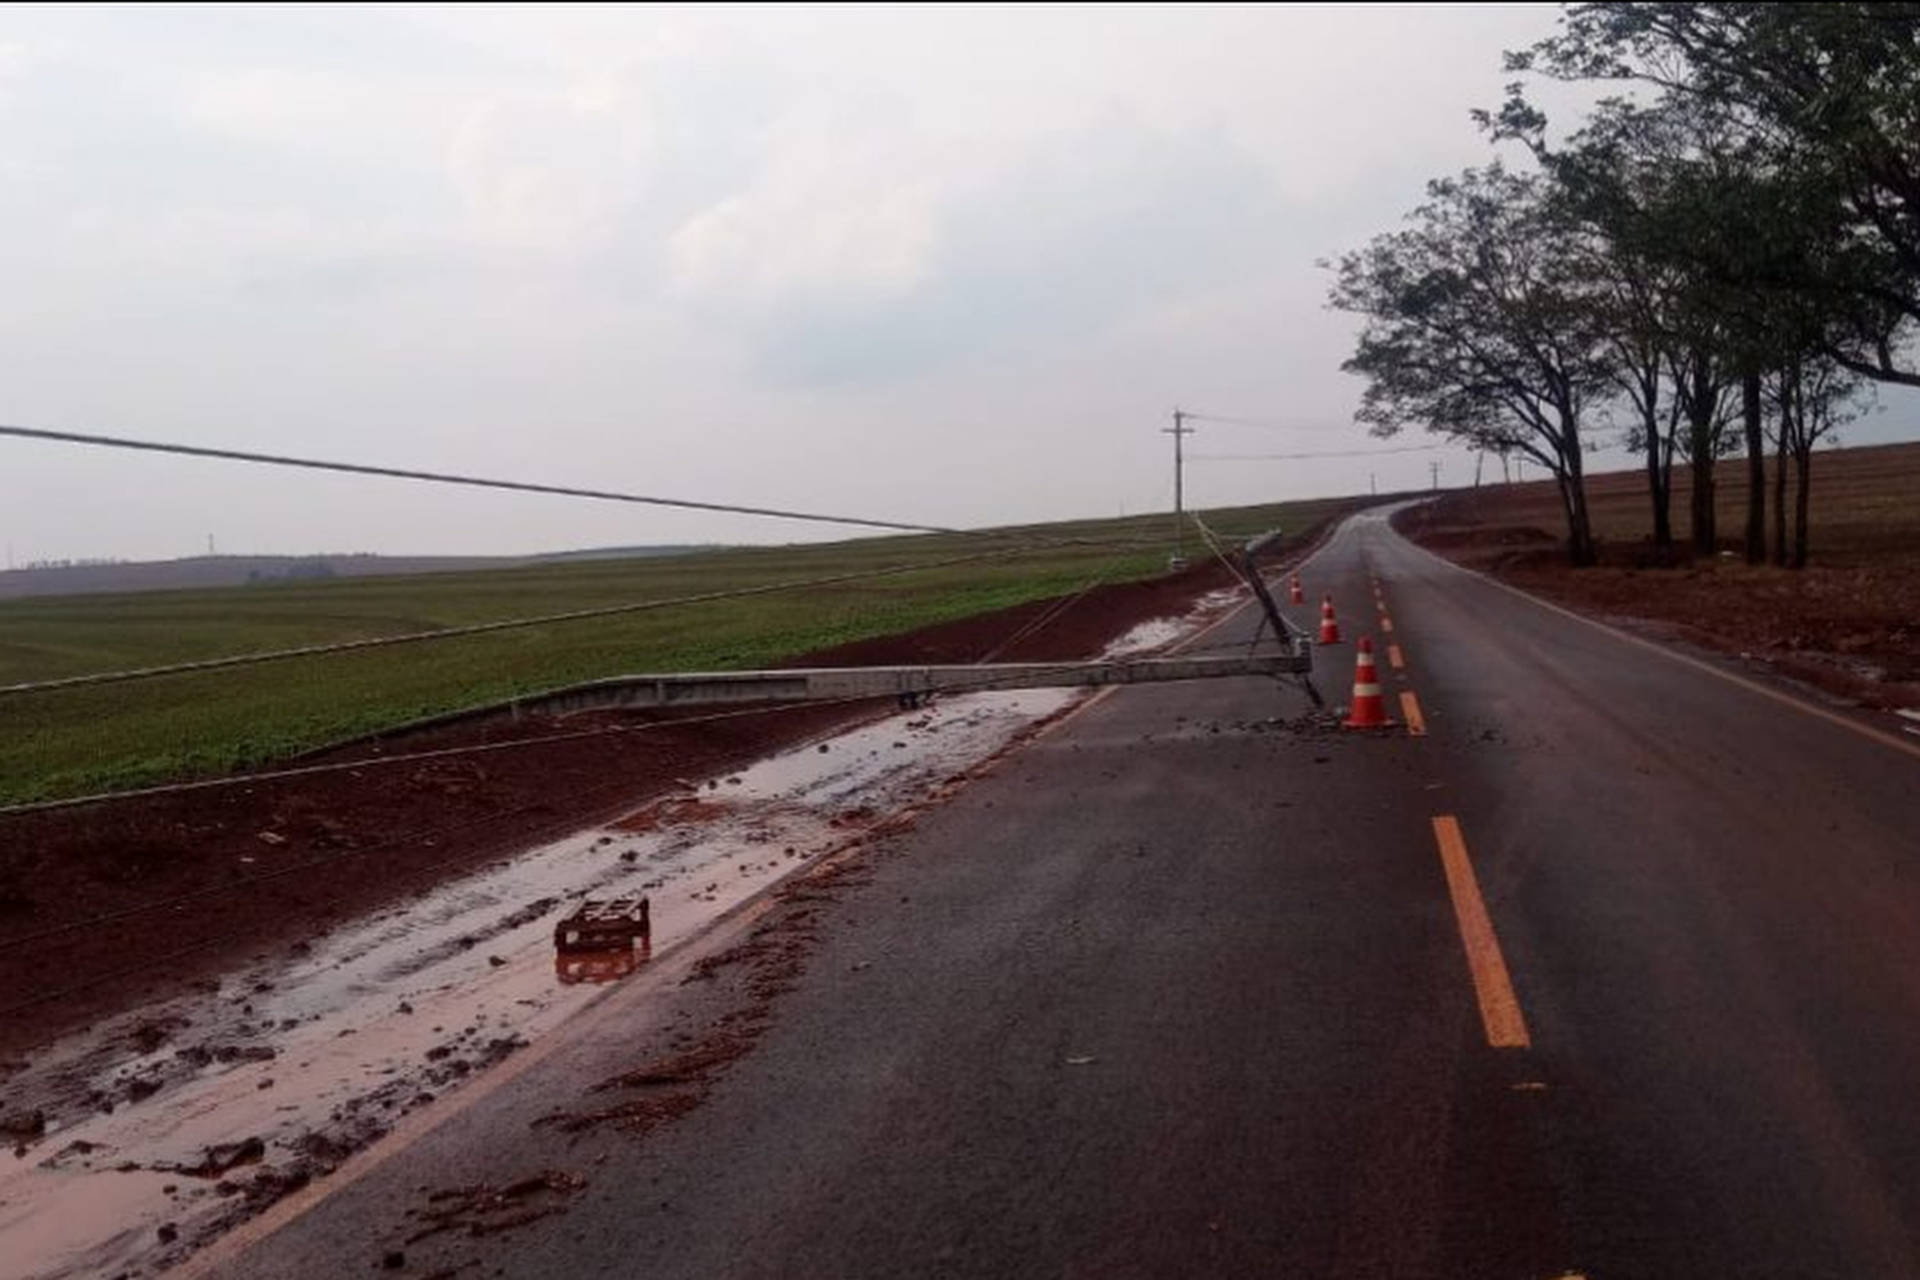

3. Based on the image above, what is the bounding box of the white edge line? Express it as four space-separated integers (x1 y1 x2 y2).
1388 517 1920 765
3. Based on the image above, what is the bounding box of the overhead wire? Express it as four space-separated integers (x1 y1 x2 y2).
0 754 711 1015
0 508 1230 949
0 532 1176 818
0 759 667 960
0 507 1344 1010
0 423 957 535
0 638 1188 1008
0 417 1311 1012
0 930 250 1020
971 544 1142 664
1184 512 1254 588
1189 443 1446 462
0 691 881 955
0 536 1154 699
1181 412 1350 433
0 430 1176 813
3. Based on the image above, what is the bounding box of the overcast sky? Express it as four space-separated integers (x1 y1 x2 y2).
2 3 1912 562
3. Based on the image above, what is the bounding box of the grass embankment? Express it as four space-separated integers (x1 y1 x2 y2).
0 498 1352 804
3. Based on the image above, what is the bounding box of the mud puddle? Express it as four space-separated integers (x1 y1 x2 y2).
1102 587 1243 657
0 688 1081 1278
0 588 1254 1278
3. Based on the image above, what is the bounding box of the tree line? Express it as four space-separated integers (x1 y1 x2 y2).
1329 3 1920 567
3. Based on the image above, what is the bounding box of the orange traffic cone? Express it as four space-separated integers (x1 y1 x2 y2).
1289 575 1305 605
1343 637 1395 729
1317 595 1342 645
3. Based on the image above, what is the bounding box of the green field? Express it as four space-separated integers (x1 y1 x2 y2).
0 499 1354 806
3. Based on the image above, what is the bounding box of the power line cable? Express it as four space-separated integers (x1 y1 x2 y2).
0 756 696 1014
0 653 1055 818
972 546 1137 665
1182 412 1350 433
0 538 1169 816
0 423 958 535
0 752 670 952
0 630 1158 963
0 521 1294 1012
0 929 243 1019
0 537 1148 699
1184 512 1254 587
1189 443 1446 462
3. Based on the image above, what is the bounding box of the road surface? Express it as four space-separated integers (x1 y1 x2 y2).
200 508 1920 1279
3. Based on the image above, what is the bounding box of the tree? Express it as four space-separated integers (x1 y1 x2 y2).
1644 155 1832 564
1676 153 1869 565
1552 103 1710 552
1484 90 1748 555
1328 165 1612 565
1513 3 1920 388
1572 161 1688 552
1493 67 1874 562
1767 354 1868 566
1668 340 1737 554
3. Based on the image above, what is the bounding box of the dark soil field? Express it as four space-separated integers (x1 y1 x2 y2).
1397 439 1920 714
0 514 1343 1057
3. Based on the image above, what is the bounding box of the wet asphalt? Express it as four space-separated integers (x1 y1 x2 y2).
202 509 1920 1280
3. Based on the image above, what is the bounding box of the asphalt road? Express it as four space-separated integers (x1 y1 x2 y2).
202 509 1920 1280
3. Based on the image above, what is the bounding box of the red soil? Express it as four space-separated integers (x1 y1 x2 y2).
1395 441 1920 716
0 539 1320 1058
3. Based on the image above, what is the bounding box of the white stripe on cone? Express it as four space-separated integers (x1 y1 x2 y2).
1344 635 1393 728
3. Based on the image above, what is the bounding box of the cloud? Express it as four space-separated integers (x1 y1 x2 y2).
0 39 31 79
672 114 1277 387
665 101 940 315
11 3 1754 559
446 85 655 254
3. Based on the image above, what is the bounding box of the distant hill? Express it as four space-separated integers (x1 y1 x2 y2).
528 544 719 564
0 545 713 601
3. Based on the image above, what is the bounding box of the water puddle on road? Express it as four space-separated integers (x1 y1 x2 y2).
0 589 1252 1278
1101 588 1243 658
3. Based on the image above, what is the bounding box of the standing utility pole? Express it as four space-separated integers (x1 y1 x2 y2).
1428 460 1441 492
1164 408 1194 567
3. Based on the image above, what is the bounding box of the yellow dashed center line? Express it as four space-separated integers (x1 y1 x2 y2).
1430 816 1530 1049
1387 643 1405 671
1380 616 1394 634
1399 690 1426 736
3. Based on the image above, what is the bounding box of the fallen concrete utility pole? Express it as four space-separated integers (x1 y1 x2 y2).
519 650 1312 717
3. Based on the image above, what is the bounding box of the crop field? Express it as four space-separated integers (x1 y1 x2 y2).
1417 438 1920 566
1402 439 1920 708
0 497 1353 805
